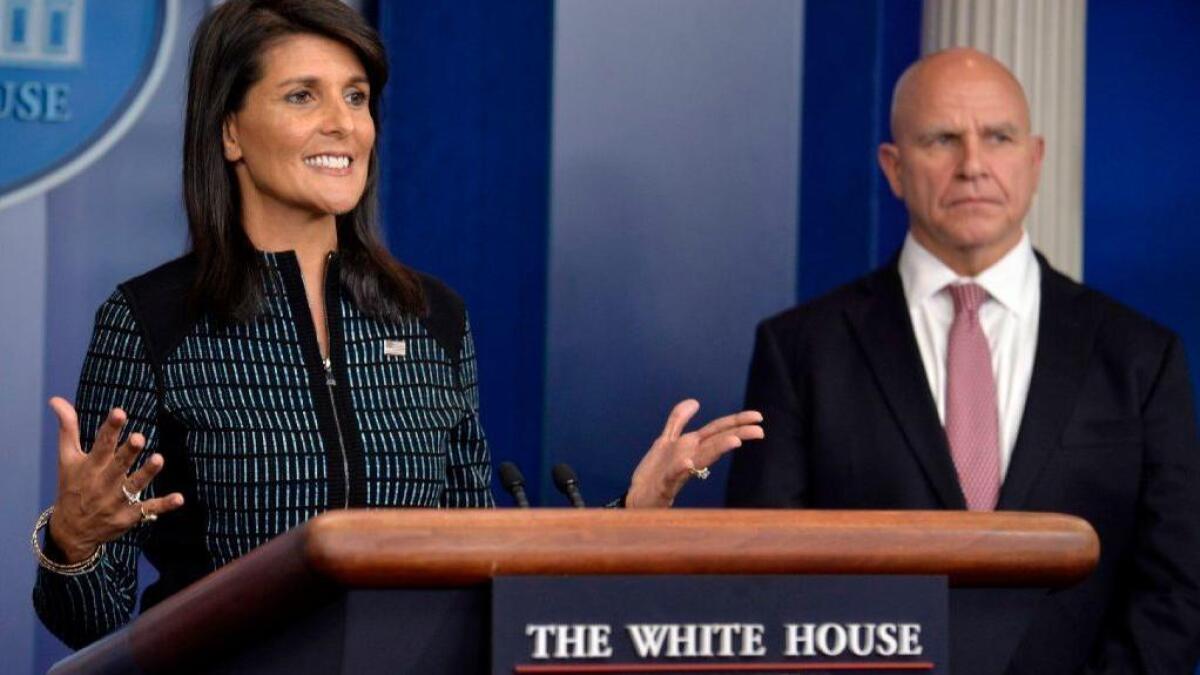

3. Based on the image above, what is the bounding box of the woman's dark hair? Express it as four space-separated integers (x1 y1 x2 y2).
184 0 424 322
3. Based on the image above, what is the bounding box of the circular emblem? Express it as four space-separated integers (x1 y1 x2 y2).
0 0 178 210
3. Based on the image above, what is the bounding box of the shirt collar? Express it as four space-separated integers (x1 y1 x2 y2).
898 230 1039 316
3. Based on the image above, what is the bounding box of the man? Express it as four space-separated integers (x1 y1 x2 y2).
727 48 1200 674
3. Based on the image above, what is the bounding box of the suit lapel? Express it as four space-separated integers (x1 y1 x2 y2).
997 257 1098 510
845 264 967 509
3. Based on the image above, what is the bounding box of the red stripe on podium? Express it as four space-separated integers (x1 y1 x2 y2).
514 661 936 673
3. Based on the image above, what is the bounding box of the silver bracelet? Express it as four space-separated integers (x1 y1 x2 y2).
31 506 104 576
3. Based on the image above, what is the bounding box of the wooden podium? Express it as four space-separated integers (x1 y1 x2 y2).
51 509 1098 675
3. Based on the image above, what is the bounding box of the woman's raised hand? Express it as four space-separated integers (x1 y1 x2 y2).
624 399 763 508
45 397 185 563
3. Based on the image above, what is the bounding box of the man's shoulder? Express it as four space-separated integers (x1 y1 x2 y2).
1042 262 1180 349
758 265 895 336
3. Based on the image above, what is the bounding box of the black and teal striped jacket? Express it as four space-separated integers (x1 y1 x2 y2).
33 251 493 648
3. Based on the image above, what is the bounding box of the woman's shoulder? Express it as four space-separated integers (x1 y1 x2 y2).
408 269 470 358
107 253 199 367
119 253 198 297
412 269 464 318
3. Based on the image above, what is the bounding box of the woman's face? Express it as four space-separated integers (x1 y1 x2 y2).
223 33 375 220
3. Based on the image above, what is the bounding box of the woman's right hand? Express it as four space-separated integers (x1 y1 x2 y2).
46 397 185 564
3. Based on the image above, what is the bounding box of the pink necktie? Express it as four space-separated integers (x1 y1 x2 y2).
945 283 1001 511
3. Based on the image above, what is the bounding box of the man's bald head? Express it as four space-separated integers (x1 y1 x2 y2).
889 48 1031 141
877 46 1044 276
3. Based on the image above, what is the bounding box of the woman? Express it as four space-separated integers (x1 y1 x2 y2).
32 0 763 649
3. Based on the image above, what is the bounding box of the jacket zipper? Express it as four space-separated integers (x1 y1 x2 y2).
323 356 350 509
322 253 351 509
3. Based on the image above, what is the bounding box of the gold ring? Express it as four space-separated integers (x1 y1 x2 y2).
686 460 711 481
139 505 157 525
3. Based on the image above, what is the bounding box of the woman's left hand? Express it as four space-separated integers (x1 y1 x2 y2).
624 399 763 508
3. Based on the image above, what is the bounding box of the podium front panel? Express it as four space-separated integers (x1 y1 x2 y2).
493 575 949 674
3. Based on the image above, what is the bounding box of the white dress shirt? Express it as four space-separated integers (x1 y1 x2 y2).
897 231 1041 477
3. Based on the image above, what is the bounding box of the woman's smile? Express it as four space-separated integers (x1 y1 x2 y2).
223 33 375 223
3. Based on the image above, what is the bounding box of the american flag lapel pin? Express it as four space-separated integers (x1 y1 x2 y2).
383 339 407 357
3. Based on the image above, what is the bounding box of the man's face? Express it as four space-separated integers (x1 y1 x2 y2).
878 57 1044 275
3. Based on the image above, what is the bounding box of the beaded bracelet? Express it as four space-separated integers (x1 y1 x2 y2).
31 506 104 576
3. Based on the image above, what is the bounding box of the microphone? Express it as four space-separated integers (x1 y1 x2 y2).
551 463 587 508
498 461 531 508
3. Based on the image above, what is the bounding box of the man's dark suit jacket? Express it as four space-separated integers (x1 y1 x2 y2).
727 254 1200 675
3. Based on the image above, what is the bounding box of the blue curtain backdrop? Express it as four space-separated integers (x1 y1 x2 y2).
797 0 919 299
1084 0 1200 422
373 1 554 504
370 0 919 506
